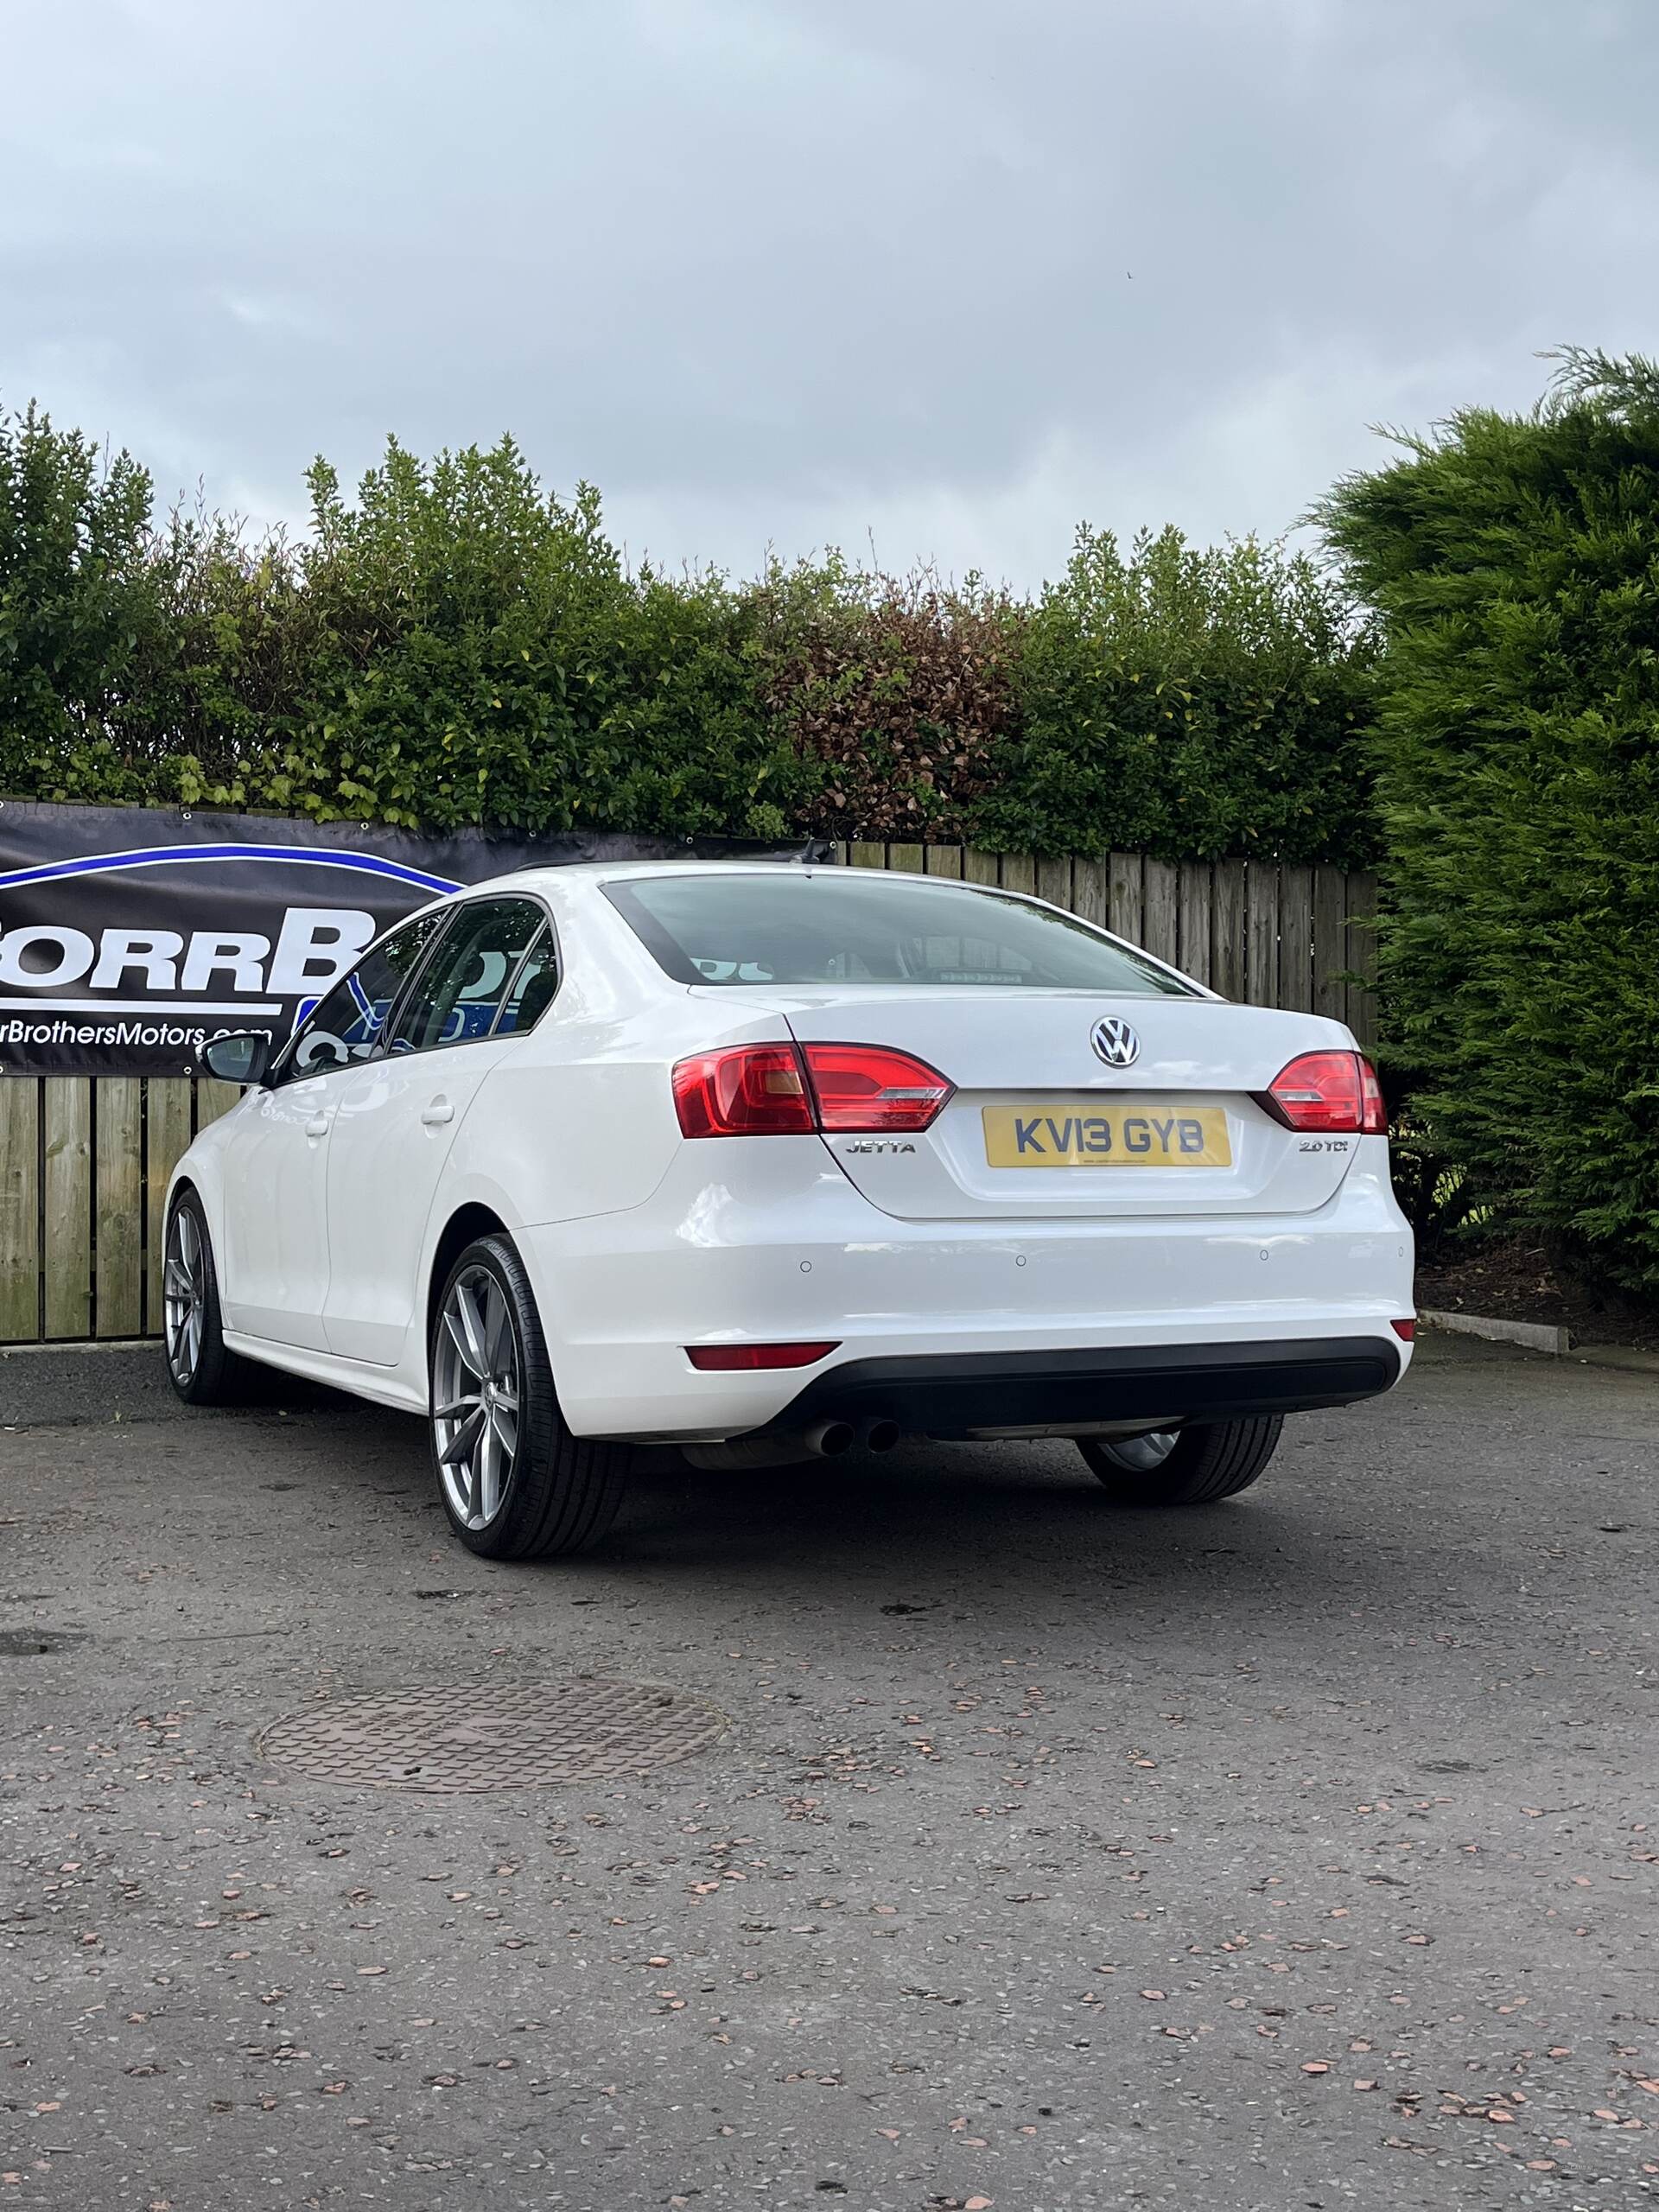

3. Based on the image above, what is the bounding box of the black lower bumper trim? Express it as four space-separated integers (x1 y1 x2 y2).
754 1336 1402 1440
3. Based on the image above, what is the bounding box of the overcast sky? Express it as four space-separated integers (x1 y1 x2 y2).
4 0 1657 588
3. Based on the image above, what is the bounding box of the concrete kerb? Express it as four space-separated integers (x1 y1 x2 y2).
1420 1307 1659 1375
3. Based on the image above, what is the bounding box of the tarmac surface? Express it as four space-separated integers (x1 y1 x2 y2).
2 1332 1656 2210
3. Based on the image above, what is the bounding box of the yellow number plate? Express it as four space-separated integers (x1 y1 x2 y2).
982 1104 1232 1169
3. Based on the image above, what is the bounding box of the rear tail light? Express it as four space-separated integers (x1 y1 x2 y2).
686 1341 839 1370
1260 1051 1389 1135
1390 1319 1416 1341
803 1044 953 1133
671 1045 815 1136
673 1042 953 1138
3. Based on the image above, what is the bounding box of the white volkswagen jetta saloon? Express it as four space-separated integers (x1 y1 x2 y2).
165 861 1414 1557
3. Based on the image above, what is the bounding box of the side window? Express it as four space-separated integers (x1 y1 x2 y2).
279 911 447 1078
386 899 547 1055
493 927 559 1034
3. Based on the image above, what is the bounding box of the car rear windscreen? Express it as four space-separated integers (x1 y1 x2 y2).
603 872 1195 994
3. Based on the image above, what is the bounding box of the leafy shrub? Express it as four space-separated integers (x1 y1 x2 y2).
979 526 1377 863
1384 1110 1491 1265
0 402 164 790
1319 349 1659 1296
2 400 1377 867
270 440 818 838
752 556 1021 842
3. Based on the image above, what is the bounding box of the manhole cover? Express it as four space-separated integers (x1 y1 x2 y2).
257 1678 727 1791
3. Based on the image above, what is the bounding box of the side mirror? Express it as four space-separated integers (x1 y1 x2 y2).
196 1031 271 1086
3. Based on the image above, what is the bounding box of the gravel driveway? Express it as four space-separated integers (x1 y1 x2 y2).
2 1333 1656 2210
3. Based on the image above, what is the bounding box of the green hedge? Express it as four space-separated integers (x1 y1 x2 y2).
1 399 1376 863
1318 349 1659 1294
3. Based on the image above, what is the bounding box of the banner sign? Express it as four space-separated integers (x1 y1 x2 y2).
0 802 828 1076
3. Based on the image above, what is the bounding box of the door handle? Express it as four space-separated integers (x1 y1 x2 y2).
304 1115 330 1139
422 1098 454 1127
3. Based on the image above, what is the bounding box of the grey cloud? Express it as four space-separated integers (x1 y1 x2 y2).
3 0 1656 585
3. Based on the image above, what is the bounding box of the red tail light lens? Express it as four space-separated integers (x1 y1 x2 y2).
1358 1057 1387 1134
1262 1051 1389 1135
804 1044 954 1133
672 1046 815 1137
1390 1318 1416 1341
686 1340 839 1370
672 1042 953 1137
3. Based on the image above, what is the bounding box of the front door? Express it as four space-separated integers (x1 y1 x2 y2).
218 1073 339 1348
218 910 447 1350
322 896 549 1366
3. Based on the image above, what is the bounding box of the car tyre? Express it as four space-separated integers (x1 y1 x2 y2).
430 1234 627 1560
162 1189 256 1405
1077 1416 1282 1505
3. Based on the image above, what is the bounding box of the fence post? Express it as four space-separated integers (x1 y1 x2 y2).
1178 861 1212 986
1141 860 1179 967
1109 853 1143 941
195 1079 245 1131
144 1078 194 1334
1345 872 1380 1048
0 1080 41 1342
42 1077 92 1339
1211 861 1246 999
1279 865 1314 1012
1244 861 1279 1007
1036 856 1073 912
95 1077 144 1338
1313 864 1349 1021
1071 855 1108 929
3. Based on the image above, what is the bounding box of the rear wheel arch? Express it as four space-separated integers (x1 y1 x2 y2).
427 1204 510 1347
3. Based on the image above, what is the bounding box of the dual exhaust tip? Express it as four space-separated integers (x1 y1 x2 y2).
683 1416 900 1474
809 1416 900 1459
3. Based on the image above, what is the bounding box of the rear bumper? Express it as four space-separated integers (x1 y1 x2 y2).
748 1336 1401 1440
518 1136 1414 1440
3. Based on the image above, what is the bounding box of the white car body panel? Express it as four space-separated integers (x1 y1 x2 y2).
168 862 1415 1443
321 1039 507 1363
762 989 1363 1220
216 1076 334 1348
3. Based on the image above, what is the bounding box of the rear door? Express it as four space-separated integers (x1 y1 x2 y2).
772 989 1362 1221
322 897 550 1365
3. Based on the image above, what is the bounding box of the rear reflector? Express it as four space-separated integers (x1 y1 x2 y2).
1390 1318 1416 1341
686 1341 839 1371
673 1041 953 1137
1261 1051 1389 1135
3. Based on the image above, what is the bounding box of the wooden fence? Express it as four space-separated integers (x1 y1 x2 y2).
0 846 1376 1346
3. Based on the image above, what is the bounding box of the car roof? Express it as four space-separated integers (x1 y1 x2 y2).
390 858 967 938
479 858 954 893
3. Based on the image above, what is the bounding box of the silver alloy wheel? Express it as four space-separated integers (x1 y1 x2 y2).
163 1206 207 1387
433 1265 521 1530
1090 1428 1179 1474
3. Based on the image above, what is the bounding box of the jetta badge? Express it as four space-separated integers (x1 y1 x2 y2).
1090 1016 1140 1069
